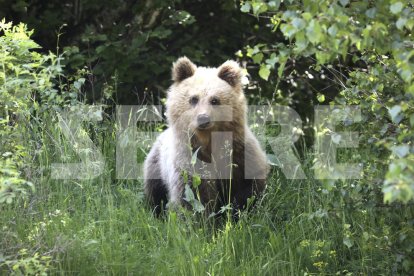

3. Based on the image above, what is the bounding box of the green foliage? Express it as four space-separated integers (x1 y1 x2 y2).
0 20 84 204
239 1 414 271
1 1 414 274
1 249 51 275
241 0 414 203
0 158 33 204
0 0 262 103
0 20 51 204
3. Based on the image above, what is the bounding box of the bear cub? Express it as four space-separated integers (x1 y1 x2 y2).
144 57 269 215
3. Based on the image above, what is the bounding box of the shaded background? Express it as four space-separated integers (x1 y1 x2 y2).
0 0 340 119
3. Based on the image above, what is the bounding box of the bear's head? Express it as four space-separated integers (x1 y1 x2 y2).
166 57 247 145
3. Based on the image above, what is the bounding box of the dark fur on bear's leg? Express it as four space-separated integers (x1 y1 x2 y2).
234 179 265 209
231 179 266 220
144 146 169 216
145 179 168 216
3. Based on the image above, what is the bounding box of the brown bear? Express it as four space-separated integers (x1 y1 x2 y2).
144 57 269 215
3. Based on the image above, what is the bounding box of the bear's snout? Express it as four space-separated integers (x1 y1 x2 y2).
197 114 211 129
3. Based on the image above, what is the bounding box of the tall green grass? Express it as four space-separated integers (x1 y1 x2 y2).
0 111 412 275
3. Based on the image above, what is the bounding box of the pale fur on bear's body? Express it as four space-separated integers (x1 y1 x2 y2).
144 57 269 214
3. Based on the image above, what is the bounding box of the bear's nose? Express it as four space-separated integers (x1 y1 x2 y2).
197 114 211 129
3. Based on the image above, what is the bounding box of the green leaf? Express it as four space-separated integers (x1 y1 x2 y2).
193 199 205 213
317 93 325 102
365 7 376 18
390 2 403 14
294 31 308 52
315 51 331 64
259 64 271 80
151 27 173 39
281 24 297 38
182 171 188 184
252 53 264 64
192 174 201 188
388 105 402 123
73 78 85 90
265 53 278 67
183 184 205 213
327 24 338 37
267 0 281 10
184 184 195 202
252 2 268 15
301 12 312 21
306 19 323 44
408 83 414 95
240 2 251 13
292 17 306 30
277 59 287 78
396 17 407 30
339 0 349 7
406 18 414 30
191 147 201 166
343 237 354 248
392 145 409 158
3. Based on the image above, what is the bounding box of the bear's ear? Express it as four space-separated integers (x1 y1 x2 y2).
172 57 197 83
218 60 242 87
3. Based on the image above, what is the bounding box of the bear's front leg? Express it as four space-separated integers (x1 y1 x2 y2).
144 146 168 216
232 179 266 212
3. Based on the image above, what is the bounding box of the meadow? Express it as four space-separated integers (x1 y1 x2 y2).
1 0 414 274
1 106 412 275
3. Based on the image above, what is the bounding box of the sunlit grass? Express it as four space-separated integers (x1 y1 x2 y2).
0 114 409 275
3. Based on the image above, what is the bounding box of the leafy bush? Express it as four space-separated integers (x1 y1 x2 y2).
240 0 414 203
0 249 51 275
0 19 83 204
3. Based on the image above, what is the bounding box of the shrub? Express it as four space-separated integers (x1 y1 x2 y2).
0 19 82 203
240 0 414 203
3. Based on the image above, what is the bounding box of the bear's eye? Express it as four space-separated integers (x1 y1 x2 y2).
210 97 220 106
189 96 199 106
